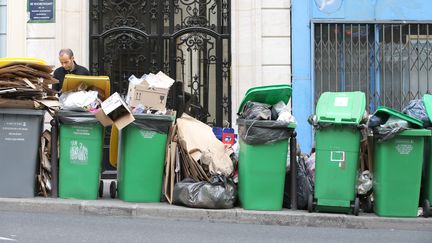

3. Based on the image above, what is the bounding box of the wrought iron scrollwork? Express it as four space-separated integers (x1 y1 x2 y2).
90 0 231 126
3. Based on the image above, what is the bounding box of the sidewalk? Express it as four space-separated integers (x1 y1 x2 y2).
1 197 431 231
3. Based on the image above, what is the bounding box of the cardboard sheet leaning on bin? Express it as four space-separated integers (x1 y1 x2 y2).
38 130 52 197
176 114 234 179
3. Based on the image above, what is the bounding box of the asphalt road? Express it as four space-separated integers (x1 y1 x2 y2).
0 210 431 243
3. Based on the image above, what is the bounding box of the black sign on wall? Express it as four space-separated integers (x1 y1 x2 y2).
28 0 55 23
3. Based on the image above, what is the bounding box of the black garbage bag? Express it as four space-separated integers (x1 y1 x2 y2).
283 155 314 210
57 110 100 124
240 101 271 120
173 175 237 209
237 119 292 145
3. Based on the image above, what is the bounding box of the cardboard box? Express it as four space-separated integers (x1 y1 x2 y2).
128 82 169 110
126 71 174 110
95 92 135 129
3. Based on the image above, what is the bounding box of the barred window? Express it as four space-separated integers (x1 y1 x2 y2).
314 23 432 112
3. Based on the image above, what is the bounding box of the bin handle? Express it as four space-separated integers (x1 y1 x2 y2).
330 151 345 162
318 116 335 122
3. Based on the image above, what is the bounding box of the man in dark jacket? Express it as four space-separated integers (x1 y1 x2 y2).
52 48 89 91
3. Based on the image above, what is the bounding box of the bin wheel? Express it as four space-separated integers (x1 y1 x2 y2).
110 181 117 199
308 194 314 213
353 197 360 216
422 199 430 218
99 181 104 198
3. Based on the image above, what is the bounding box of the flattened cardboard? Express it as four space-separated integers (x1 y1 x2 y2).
0 98 38 109
176 114 233 177
95 92 135 130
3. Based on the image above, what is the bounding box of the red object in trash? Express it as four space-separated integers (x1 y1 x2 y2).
222 133 235 146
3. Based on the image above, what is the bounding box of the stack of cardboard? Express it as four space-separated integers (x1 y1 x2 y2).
38 130 52 197
0 62 58 109
163 114 234 203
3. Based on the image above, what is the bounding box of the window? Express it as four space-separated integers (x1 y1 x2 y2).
0 0 6 57
314 23 432 111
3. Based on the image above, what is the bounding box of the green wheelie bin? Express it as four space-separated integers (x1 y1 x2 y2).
58 111 104 200
113 113 174 202
237 84 296 211
57 74 110 200
420 94 432 217
308 92 366 215
372 107 429 217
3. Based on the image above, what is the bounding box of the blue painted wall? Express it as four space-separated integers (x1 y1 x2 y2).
292 0 432 153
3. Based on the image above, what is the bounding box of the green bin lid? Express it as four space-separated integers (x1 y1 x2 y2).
373 106 423 128
238 84 292 114
316 92 366 125
422 94 432 123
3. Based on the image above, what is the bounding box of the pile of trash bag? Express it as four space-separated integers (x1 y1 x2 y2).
238 101 295 145
283 154 314 210
173 175 237 209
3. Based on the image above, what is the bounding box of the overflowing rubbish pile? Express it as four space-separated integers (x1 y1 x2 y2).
4 56 432 219
0 62 58 109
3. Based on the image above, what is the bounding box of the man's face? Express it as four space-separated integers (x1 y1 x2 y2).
59 54 75 71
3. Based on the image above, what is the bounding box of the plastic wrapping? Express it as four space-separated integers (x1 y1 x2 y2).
132 114 173 134
373 116 409 142
357 170 373 195
173 175 237 209
305 152 316 183
240 101 271 120
237 119 293 145
283 155 314 210
59 90 100 112
402 99 431 128
272 101 296 123
57 110 100 124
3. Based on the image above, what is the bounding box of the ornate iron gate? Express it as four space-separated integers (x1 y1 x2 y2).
90 0 231 126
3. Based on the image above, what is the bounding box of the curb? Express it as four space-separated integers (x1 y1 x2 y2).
1 197 431 231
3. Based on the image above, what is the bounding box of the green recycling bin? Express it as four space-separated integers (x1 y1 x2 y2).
237 84 296 211
58 111 104 200
0 108 45 198
117 113 173 202
309 92 366 215
372 107 429 217
420 94 432 217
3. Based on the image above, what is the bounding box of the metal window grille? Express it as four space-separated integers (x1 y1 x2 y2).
314 22 432 112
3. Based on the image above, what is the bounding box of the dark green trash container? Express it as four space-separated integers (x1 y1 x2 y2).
0 108 45 197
